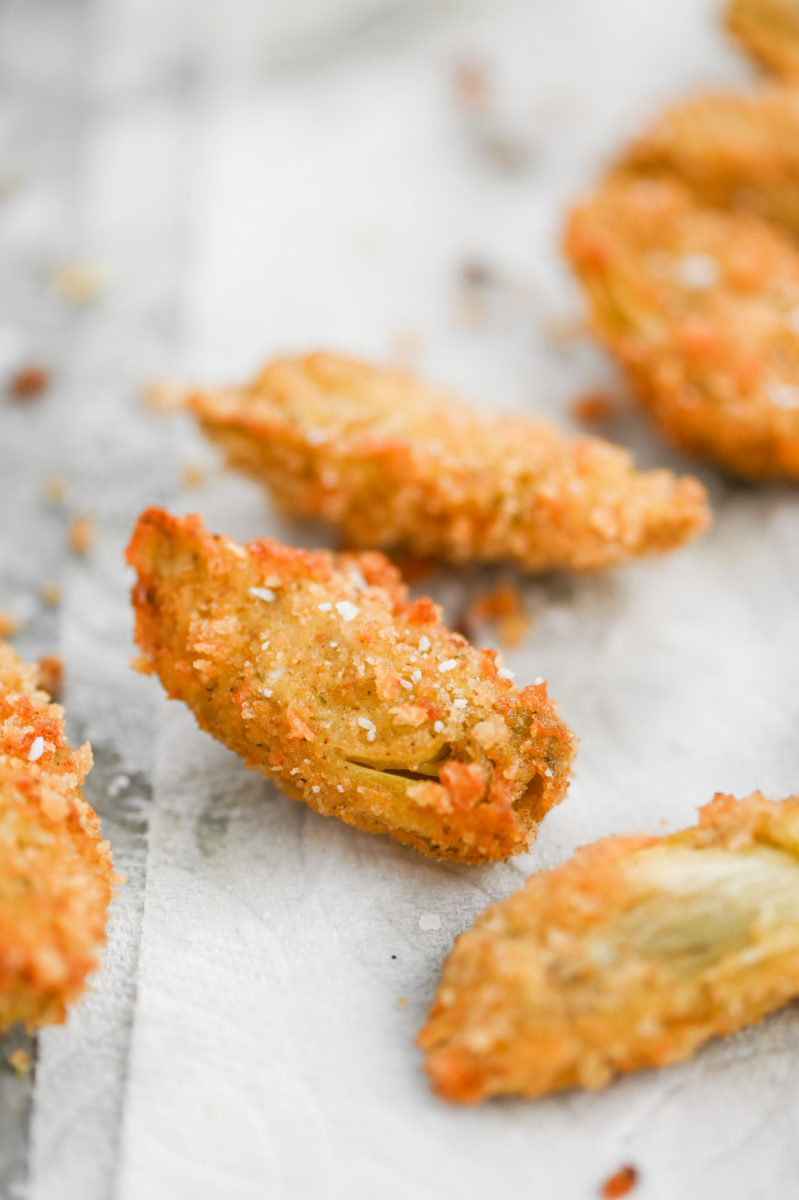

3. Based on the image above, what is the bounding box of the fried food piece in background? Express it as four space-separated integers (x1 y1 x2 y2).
419 792 799 1103
565 177 799 481
0 642 115 1033
726 0 799 82
187 353 708 573
127 508 575 863
621 86 799 239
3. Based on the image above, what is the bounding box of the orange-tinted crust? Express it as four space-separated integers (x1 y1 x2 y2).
726 0 799 82
126 508 575 863
566 177 799 480
621 86 799 239
187 353 708 572
0 642 115 1032
419 792 799 1102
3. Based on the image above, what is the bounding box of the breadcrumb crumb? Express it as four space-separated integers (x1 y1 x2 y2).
601 1165 639 1199
40 583 61 608
452 60 491 108
141 379 190 414
51 261 105 305
180 464 207 489
8 366 50 400
571 390 618 427
7 1048 32 1077
0 613 20 640
68 515 95 556
457 584 530 649
43 474 69 507
35 655 63 700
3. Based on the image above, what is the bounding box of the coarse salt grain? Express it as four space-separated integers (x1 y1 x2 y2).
317 603 332 612
250 586 275 602
675 253 718 290
534 675 544 685
411 669 422 683
311 785 320 793
418 635 431 652
348 566 368 591
433 720 444 733
453 698 467 709
263 687 273 697
767 380 799 410
27 736 45 762
336 600 359 621
438 659 457 673
498 666 515 680
419 913 441 932
358 716 377 742
400 679 413 690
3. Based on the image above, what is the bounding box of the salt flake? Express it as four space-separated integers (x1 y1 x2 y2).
358 716 377 742
336 600 359 621
676 253 719 290
767 380 799 410
250 586 275 602
348 566 368 592
27 736 45 763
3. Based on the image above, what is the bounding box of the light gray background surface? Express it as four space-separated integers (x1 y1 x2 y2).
0 1 797 1197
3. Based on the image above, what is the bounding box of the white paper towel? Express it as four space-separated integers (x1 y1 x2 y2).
0 0 796 1197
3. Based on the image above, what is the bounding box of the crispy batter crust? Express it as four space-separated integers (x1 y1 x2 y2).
0 642 115 1032
565 177 799 480
187 353 708 572
419 792 799 1103
621 86 799 239
726 0 799 81
126 508 575 863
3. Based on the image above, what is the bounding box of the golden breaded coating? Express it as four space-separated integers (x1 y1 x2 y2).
0 642 115 1032
126 508 575 863
187 353 708 572
621 86 799 238
565 177 799 480
419 792 799 1103
726 0 799 82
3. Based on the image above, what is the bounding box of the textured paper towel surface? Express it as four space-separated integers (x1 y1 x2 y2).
1 1 797 1197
